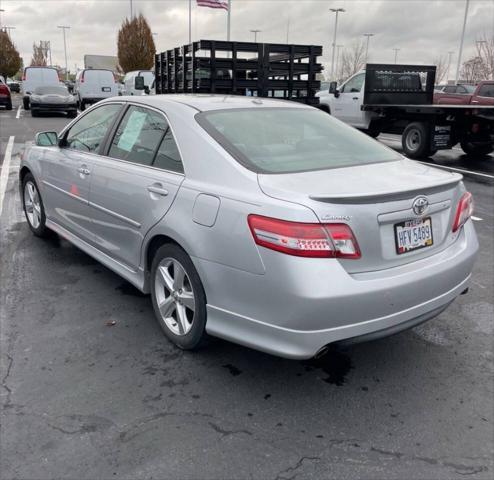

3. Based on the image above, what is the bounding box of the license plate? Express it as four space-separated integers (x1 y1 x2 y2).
102 87 111 92
394 217 433 254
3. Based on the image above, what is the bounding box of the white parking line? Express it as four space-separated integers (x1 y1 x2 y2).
416 161 494 180
0 136 15 216
16 105 21 119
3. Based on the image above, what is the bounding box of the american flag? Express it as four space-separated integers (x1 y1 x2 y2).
197 0 229 10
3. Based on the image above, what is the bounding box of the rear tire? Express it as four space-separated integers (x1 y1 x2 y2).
150 243 208 351
22 173 49 238
460 141 493 157
23 97 30 110
68 110 77 118
80 101 86 111
31 109 38 117
6 100 12 111
402 122 434 159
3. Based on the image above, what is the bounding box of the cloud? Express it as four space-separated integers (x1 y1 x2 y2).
2 0 492 79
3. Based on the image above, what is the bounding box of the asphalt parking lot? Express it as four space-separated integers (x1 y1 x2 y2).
1 94 493 479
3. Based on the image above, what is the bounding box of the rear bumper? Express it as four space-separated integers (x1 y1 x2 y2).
199 221 478 359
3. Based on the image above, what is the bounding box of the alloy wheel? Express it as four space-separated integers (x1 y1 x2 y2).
154 258 196 336
24 181 42 229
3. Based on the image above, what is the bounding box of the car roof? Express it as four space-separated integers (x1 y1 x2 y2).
117 94 311 112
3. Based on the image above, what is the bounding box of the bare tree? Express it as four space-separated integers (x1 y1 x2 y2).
0 29 22 79
433 55 448 84
475 34 494 80
461 56 488 83
118 13 156 73
340 41 366 82
30 41 48 66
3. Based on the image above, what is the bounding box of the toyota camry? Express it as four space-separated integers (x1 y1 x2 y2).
19 95 478 359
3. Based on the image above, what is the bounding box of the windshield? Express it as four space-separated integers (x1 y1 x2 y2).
197 108 400 174
34 86 69 95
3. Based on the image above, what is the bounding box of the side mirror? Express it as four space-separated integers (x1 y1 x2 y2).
144 86 150 95
35 131 58 147
329 81 338 94
134 76 145 90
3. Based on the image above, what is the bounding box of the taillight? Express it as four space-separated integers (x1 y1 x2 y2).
247 215 361 259
452 192 473 232
0 84 8 94
22 72 26 81
80 71 85 83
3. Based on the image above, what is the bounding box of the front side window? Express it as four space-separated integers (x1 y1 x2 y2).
197 108 400 174
108 105 168 166
65 104 121 153
341 73 364 93
478 84 494 97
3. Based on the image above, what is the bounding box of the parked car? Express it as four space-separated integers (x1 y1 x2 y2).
30 85 77 117
21 66 60 110
20 95 478 359
7 78 21 93
0 76 12 110
74 68 118 111
434 81 494 105
122 70 155 96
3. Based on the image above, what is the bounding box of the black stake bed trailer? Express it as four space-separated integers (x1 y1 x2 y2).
360 64 494 158
155 40 323 106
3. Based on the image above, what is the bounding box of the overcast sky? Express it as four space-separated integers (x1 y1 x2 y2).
2 0 493 80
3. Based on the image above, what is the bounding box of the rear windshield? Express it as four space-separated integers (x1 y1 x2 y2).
25 68 59 82
84 70 114 82
34 86 68 95
196 108 400 174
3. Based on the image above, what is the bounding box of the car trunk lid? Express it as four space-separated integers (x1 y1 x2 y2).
257 159 464 273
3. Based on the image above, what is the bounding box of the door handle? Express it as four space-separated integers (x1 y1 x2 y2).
77 166 90 175
471 100 479 103
147 184 169 197
352 97 359 100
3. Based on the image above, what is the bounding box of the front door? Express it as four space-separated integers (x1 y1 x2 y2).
332 72 366 127
88 104 185 271
40 103 122 241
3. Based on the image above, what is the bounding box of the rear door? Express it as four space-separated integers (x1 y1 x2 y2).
471 83 494 105
88 103 185 271
40 103 123 241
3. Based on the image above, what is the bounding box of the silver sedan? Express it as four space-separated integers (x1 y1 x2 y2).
20 95 478 359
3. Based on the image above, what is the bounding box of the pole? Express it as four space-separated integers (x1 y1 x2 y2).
250 29 261 43
393 48 400 64
336 45 343 82
130 0 133 18
329 8 345 80
188 0 191 44
0 8 4 30
58 26 70 81
455 0 470 84
226 0 231 41
49 40 53 67
286 17 290 44
363 33 374 64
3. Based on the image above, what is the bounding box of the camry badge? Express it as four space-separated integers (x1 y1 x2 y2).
412 196 429 216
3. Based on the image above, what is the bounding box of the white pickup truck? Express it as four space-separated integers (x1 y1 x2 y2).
316 64 494 159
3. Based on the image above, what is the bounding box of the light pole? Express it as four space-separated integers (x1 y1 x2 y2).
329 8 345 80
0 8 4 29
336 44 343 82
447 51 454 82
58 25 70 81
363 33 374 64
250 29 261 43
130 0 133 18
393 48 400 64
455 0 470 84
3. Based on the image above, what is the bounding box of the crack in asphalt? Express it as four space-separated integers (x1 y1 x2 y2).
208 421 252 438
274 456 320 480
1 352 13 407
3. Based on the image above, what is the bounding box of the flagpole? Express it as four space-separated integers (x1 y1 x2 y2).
188 0 192 44
227 0 231 41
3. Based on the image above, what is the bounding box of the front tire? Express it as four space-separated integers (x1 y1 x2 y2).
6 100 12 111
22 173 49 237
150 244 208 351
23 97 30 110
402 122 434 159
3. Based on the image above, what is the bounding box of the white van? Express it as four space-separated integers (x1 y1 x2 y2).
123 70 155 96
74 69 118 110
21 67 60 110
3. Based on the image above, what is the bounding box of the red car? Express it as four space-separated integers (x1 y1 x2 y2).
0 76 13 110
434 81 494 105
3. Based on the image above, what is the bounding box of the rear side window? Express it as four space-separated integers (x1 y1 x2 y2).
197 108 400 174
65 104 122 153
108 105 168 166
154 129 183 173
478 84 494 97
444 86 456 93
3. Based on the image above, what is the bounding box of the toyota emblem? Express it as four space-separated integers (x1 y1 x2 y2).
412 196 429 216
